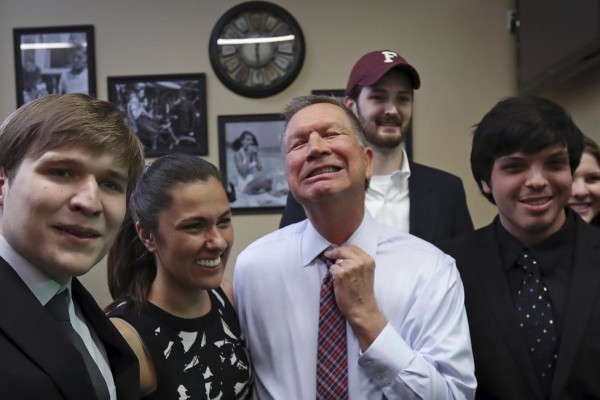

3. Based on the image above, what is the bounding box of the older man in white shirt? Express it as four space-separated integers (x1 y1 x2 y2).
234 95 476 399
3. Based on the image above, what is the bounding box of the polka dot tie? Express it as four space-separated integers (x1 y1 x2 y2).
316 254 348 399
515 250 558 395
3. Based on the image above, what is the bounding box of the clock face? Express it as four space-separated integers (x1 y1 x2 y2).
209 1 305 98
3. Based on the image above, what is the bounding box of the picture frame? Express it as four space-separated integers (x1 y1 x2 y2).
107 73 208 158
311 88 345 99
13 25 96 107
311 88 413 160
218 113 289 214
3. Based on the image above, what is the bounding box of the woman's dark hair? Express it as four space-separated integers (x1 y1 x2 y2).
471 95 584 204
106 153 223 311
231 130 258 151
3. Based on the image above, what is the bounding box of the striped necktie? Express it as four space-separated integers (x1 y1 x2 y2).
316 253 349 399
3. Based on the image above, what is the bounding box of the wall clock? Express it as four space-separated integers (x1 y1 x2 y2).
209 1 305 98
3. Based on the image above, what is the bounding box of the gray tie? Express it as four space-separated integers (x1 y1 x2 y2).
45 291 110 400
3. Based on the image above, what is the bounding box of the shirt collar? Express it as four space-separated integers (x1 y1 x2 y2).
532 208 576 276
0 234 71 305
299 211 379 267
390 147 411 181
495 208 576 276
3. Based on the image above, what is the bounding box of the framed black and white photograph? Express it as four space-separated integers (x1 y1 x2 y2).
311 88 413 160
218 114 289 214
13 25 96 107
311 89 345 99
107 73 208 158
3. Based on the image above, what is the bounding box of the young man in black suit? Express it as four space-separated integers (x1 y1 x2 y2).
280 50 474 242
438 96 600 399
0 94 145 399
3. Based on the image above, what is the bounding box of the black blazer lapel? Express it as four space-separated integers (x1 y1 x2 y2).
408 162 435 240
72 279 139 399
0 259 96 399
550 220 600 399
472 226 545 399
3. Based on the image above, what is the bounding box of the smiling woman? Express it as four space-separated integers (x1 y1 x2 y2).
569 135 600 226
105 154 252 399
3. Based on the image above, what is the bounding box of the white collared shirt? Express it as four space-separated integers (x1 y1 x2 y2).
0 234 117 400
366 147 411 232
234 212 476 399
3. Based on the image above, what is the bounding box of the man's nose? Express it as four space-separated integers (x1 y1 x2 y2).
384 100 399 114
306 132 331 159
69 177 102 216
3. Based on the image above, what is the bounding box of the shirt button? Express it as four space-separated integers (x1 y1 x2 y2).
365 360 374 368
375 373 384 381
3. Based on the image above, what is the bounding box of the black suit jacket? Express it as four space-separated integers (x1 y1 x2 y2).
438 218 600 400
279 161 474 243
0 257 139 399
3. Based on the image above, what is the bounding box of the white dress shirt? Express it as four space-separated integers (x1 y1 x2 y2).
233 212 476 399
0 234 117 400
366 147 411 232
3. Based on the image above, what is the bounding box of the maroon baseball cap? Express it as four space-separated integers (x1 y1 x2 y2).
345 50 421 95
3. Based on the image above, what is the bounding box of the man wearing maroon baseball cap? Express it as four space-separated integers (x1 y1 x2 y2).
280 50 474 244
345 50 421 95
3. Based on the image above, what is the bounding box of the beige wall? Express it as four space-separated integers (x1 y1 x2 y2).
1 0 599 307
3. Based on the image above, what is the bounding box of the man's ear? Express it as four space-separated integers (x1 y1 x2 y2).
364 146 374 181
0 168 7 207
481 180 492 194
135 221 156 252
344 96 357 114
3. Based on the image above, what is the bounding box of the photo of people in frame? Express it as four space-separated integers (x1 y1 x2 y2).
107 74 208 157
14 25 96 107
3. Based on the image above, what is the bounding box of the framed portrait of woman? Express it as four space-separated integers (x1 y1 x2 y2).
218 113 289 214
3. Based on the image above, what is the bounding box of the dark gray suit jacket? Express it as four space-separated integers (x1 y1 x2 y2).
0 257 139 399
279 161 474 243
438 216 600 399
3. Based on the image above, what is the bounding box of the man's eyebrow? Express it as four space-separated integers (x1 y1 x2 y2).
496 154 524 161
547 149 569 157
38 155 129 180
103 168 129 182
36 155 85 168
298 122 348 133
285 129 305 142
497 148 569 161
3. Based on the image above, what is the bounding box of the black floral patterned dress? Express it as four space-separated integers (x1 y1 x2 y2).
108 288 252 399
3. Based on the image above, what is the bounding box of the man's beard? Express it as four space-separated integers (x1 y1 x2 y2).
356 107 404 149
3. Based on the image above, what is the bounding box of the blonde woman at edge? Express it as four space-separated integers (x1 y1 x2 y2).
569 135 600 227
